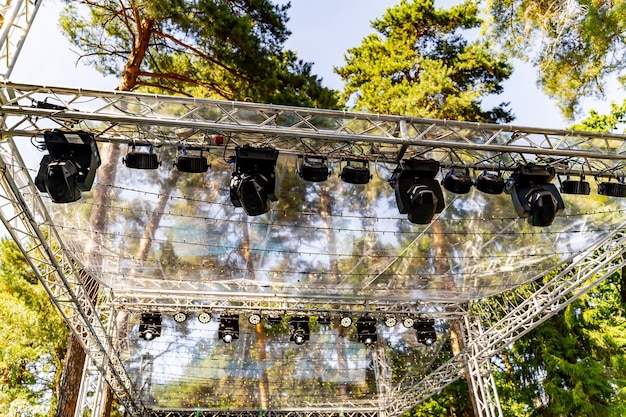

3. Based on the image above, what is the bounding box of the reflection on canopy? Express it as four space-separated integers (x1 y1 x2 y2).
28 142 626 409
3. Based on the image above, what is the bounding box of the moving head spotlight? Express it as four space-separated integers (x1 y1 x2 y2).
230 145 279 216
35 130 101 203
390 158 444 224
507 164 565 227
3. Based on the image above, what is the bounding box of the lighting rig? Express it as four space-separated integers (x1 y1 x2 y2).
289 317 310 345
413 318 437 345
218 314 240 343
390 158 445 224
139 313 162 341
340 158 372 184
229 145 279 216
34 130 101 203
356 317 378 347
123 144 160 169
298 155 330 182
506 164 565 227
174 146 209 173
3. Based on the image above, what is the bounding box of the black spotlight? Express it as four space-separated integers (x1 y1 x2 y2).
560 174 590 195
123 144 160 169
34 130 101 203
139 313 162 341
340 159 371 184
356 317 377 347
475 171 505 195
298 155 330 182
598 179 626 197
414 318 437 345
230 145 279 216
508 164 565 227
443 168 473 194
218 314 239 343
173 312 188 323
289 317 310 345
174 147 209 173
266 315 283 327
390 158 444 224
317 315 332 326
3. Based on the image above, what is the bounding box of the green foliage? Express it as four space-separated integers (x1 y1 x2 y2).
484 0 626 119
500 271 626 416
570 101 626 133
59 0 339 108
0 239 68 416
336 0 513 122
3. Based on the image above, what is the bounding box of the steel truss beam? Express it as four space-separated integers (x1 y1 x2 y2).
384 225 626 417
109 290 470 320
1 82 625 177
0 1 41 79
0 137 146 416
149 410 379 417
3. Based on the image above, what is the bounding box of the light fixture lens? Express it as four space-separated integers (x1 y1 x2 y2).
402 317 414 328
294 333 306 345
173 312 187 323
340 317 352 327
198 312 212 324
248 314 261 325
223 333 233 343
384 316 397 327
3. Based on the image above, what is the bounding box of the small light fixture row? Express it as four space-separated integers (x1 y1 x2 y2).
146 311 437 347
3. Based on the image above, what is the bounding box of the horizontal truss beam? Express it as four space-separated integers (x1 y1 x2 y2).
1 83 625 177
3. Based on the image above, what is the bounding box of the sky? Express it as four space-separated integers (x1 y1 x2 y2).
10 0 625 129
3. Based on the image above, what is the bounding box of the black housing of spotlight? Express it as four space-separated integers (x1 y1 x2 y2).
340 159 371 184
218 314 240 343
317 315 332 326
266 315 283 327
560 174 590 195
175 147 209 173
139 313 162 341
509 164 565 227
298 155 330 182
356 317 377 347
391 158 444 224
230 145 279 216
123 145 160 169
475 171 505 195
35 130 101 203
414 318 437 345
289 317 310 345
598 181 626 197
443 169 473 194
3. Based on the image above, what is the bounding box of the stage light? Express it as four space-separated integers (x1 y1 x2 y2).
173 312 187 323
598 179 626 197
443 168 473 194
413 318 437 345
560 174 590 195
340 159 371 184
175 147 209 173
248 313 261 325
230 145 279 216
267 315 283 327
402 317 415 328
289 317 310 345
298 155 330 182
384 316 397 327
339 316 353 328
123 144 160 169
198 312 212 324
475 171 505 195
508 164 565 227
317 315 331 326
139 313 162 341
218 314 239 343
390 158 444 224
34 130 101 203
356 317 377 346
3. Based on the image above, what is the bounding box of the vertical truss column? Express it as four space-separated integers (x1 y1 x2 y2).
76 359 107 417
372 342 393 417
463 315 503 417
0 0 42 79
0 138 146 416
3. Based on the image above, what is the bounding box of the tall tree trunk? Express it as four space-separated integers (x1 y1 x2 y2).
56 335 87 417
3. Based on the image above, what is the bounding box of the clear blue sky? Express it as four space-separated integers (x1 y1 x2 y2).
11 0 623 129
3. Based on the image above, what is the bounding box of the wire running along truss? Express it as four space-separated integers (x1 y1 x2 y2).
0 81 626 417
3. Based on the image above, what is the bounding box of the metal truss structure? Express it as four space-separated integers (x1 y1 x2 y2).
1 6 626 417
0 0 41 79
